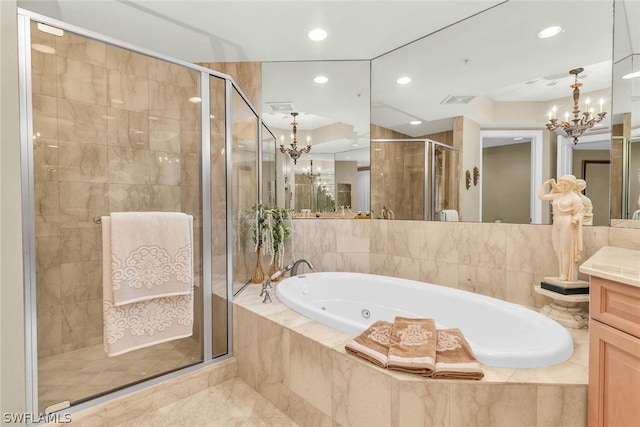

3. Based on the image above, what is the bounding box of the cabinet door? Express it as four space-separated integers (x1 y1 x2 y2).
589 320 640 427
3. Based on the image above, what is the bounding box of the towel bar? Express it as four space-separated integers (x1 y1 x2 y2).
93 215 196 224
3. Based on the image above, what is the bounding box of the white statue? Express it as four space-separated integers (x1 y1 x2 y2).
538 175 584 282
574 179 593 226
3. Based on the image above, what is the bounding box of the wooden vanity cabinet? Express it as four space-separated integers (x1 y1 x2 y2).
588 276 640 427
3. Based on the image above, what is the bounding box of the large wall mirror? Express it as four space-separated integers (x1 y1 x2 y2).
261 61 371 214
259 1 634 227
371 0 615 225
611 0 640 227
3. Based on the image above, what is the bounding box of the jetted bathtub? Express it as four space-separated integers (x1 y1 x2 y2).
276 272 574 368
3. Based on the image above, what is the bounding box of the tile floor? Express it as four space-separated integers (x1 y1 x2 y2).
116 378 297 427
38 337 200 412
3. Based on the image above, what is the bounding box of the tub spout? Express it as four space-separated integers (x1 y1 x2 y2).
291 259 314 276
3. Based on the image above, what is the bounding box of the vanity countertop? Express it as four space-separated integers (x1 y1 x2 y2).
579 246 640 288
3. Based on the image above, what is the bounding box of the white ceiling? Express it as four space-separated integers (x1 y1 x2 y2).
18 0 502 62
19 0 637 163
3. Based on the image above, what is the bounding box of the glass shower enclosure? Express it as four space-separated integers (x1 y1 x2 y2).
370 139 460 220
18 9 270 415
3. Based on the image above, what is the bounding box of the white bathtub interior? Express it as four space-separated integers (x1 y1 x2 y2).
276 272 574 368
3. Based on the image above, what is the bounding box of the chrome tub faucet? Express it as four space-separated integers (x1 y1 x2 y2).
291 259 314 276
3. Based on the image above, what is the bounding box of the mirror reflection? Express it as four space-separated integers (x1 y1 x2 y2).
260 2 629 225
370 0 613 224
610 0 640 226
261 60 370 216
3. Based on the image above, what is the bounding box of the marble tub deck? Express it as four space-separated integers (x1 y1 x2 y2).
233 282 589 427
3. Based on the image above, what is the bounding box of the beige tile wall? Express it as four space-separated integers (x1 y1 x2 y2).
31 24 203 358
292 218 639 310
370 141 426 221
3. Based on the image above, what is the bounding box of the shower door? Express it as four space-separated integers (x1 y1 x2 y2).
25 20 206 412
430 141 460 221
371 139 459 221
19 10 266 414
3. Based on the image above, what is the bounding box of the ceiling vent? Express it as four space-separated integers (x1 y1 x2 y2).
267 102 295 112
440 94 476 105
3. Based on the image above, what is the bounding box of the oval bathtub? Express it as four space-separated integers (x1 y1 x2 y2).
276 272 574 368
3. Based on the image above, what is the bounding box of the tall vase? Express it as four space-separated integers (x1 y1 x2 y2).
251 251 264 284
269 251 282 282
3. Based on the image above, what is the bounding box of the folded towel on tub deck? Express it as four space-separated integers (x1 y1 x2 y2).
102 215 193 357
432 328 484 380
345 320 393 368
387 317 437 375
109 212 193 306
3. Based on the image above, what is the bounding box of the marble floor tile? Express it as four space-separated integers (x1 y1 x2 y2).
116 378 298 427
38 337 200 412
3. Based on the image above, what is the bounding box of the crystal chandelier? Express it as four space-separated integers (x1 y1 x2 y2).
546 67 606 145
279 112 311 164
302 160 321 182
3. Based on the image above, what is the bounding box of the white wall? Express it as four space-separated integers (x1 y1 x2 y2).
1 0 27 419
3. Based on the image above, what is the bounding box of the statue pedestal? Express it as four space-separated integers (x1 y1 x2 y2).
534 285 589 329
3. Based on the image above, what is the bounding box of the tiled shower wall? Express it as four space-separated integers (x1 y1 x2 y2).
292 218 640 309
31 23 203 357
370 141 425 221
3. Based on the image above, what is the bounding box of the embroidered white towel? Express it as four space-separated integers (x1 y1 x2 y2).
440 209 459 222
102 216 193 357
109 212 193 306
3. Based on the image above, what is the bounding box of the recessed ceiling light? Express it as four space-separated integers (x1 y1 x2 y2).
537 26 563 39
307 28 327 41
622 71 640 79
410 120 422 125
396 76 412 85
513 137 524 141
31 44 55 54
188 97 202 103
314 75 328 84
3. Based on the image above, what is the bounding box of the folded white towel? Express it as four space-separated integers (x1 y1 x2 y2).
102 215 193 357
109 212 193 306
440 209 459 222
